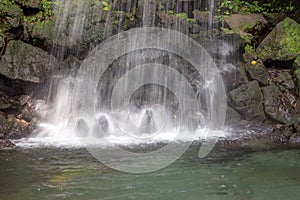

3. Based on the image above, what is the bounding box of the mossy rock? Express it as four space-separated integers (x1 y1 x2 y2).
223 14 267 43
31 18 57 44
256 17 300 62
0 40 59 83
0 2 23 30
15 0 42 9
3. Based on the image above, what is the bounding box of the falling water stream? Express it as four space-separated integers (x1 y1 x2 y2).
16 0 228 148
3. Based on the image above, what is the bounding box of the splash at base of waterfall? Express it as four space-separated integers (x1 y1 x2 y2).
15 105 229 148
14 128 229 148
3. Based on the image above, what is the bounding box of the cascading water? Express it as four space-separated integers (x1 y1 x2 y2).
18 0 229 149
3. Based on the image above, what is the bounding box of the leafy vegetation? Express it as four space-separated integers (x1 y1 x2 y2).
166 10 196 23
217 0 296 15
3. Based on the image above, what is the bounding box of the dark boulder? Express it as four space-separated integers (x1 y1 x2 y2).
227 80 266 121
0 40 59 83
262 86 294 123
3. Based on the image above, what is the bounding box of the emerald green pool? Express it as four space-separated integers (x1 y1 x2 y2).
1 146 300 200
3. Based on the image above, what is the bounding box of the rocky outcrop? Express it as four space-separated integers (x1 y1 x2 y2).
224 14 267 42
0 40 59 83
256 17 300 62
262 86 293 123
228 81 266 121
245 59 270 86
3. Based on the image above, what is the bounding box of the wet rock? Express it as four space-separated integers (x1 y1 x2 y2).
235 61 249 85
201 33 245 59
59 55 81 75
158 12 189 34
18 94 31 106
189 24 202 34
0 114 9 136
0 40 59 83
224 14 267 42
227 80 266 121
0 139 15 148
31 18 57 47
293 56 300 95
225 106 241 126
269 69 295 91
215 60 247 91
256 17 300 62
76 119 89 137
245 59 270 86
5 114 33 139
0 34 4 52
289 134 300 144
193 10 220 27
262 86 293 123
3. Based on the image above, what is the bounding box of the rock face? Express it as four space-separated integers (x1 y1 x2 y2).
256 17 300 62
227 81 266 121
293 57 300 95
225 106 241 125
224 14 267 38
245 60 270 86
15 0 42 9
0 40 59 83
0 139 15 148
262 86 293 123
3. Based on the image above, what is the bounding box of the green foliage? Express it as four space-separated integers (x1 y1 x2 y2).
41 0 55 17
245 44 254 52
281 19 300 56
165 11 195 23
102 0 110 11
2 0 15 5
221 27 234 34
218 0 296 15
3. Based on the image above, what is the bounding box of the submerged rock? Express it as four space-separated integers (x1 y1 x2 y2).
256 17 300 62
0 40 59 83
227 80 265 121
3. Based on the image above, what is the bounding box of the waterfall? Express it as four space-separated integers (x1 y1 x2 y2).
22 0 228 149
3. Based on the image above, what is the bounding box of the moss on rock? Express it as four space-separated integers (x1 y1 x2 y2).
256 17 300 62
